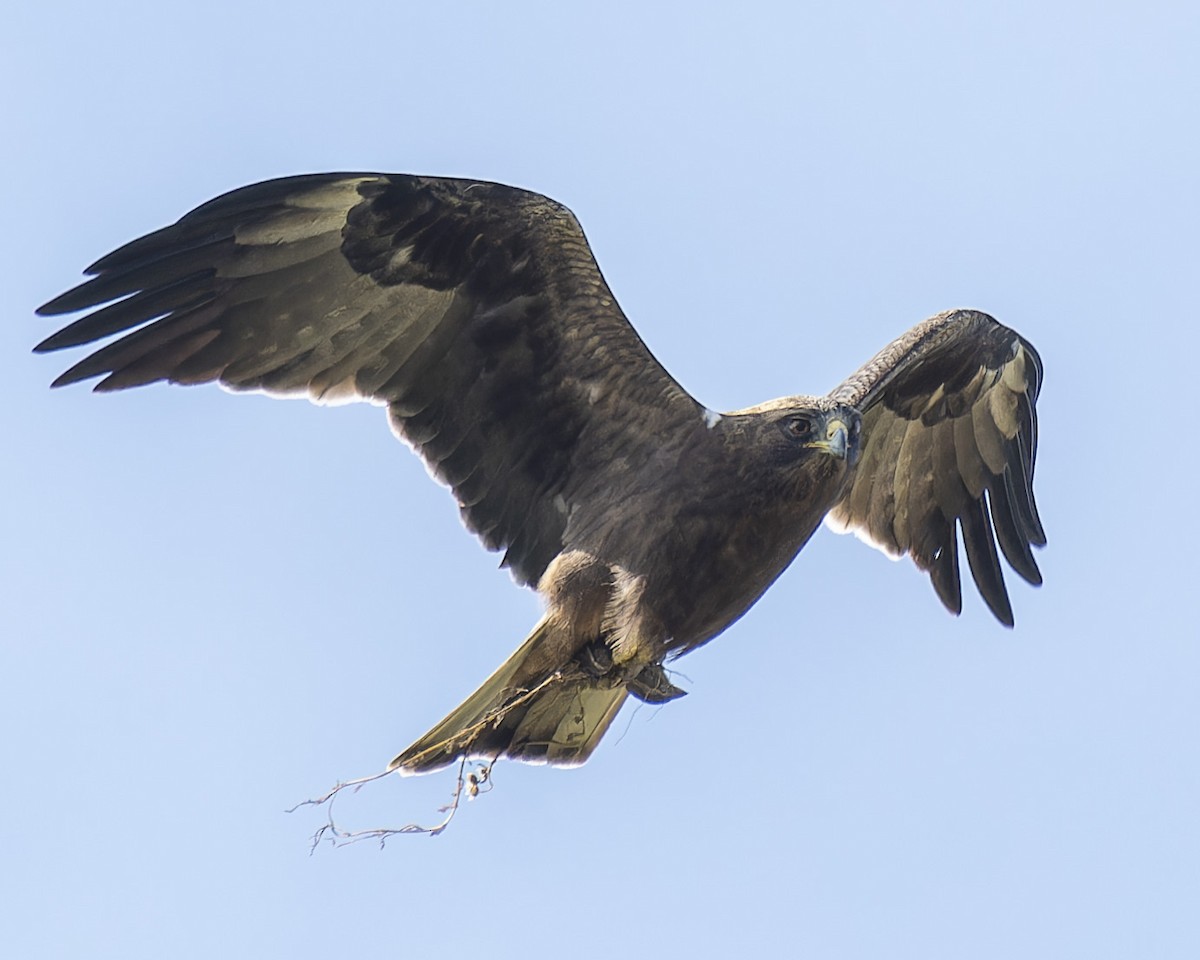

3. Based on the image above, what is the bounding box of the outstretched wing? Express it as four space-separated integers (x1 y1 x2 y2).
825 309 1045 625
36 173 703 587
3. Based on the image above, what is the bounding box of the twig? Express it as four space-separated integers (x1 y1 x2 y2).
286 667 584 849
287 758 497 851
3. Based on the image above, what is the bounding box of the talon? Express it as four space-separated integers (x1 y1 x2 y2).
579 639 614 677
627 664 687 704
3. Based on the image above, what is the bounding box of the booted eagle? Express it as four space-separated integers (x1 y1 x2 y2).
36 173 1045 773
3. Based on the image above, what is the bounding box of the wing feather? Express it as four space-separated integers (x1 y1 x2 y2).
929 519 964 615
990 474 1042 585
826 309 1043 624
36 173 702 587
960 495 1013 625
865 413 908 556
844 406 888 533
892 416 932 550
954 412 989 498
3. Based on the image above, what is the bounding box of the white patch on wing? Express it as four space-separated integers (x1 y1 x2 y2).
217 378 383 408
823 512 904 560
310 375 368 406
1001 344 1028 392
234 207 344 247
232 177 381 245
286 176 382 211
703 408 722 428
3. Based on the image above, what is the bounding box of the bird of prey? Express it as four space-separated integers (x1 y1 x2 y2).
36 173 1045 774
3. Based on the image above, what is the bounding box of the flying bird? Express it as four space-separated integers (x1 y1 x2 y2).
35 173 1045 774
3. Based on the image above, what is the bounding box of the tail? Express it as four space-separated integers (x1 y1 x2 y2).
389 616 629 775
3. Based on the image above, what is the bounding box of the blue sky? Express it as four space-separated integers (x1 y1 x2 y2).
4 2 1198 957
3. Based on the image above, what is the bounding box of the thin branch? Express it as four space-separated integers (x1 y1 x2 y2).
285 768 395 813
286 667 587 849
287 758 497 851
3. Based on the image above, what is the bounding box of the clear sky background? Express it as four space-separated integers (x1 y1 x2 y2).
4 2 1198 958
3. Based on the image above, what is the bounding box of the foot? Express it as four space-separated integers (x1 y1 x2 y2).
626 664 687 704
579 639 614 677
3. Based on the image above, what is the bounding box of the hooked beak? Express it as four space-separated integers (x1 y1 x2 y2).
807 416 859 465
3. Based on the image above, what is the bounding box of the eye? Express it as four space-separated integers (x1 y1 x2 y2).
784 416 813 439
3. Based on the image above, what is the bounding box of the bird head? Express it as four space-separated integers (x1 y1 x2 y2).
728 395 862 470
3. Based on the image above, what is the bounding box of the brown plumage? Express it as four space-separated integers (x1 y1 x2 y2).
35 173 1045 773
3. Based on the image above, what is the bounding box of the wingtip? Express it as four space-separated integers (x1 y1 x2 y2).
47 365 109 390
35 296 71 318
48 370 84 389
984 586 1015 628
34 325 88 354
35 283 97 317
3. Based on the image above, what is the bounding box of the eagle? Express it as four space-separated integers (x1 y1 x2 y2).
35 173 1045 774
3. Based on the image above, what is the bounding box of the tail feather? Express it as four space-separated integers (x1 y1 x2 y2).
390 617 628 775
